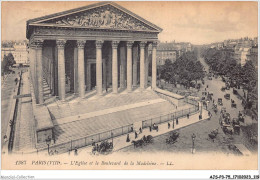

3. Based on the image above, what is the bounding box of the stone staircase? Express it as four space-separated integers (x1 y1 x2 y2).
53 100 176 144
47 90 160 120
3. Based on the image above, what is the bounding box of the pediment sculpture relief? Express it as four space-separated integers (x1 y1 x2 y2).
50 6 153 31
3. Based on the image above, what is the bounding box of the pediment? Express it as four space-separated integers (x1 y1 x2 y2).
28 2 162 33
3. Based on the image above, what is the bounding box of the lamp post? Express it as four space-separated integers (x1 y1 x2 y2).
199 101 202 120
46 137 51 155
191 133 196 154
111 132 114 145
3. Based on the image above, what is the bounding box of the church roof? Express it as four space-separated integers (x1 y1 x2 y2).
26 1 163 38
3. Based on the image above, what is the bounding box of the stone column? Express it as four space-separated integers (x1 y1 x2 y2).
86 63 91 91
35 39 44 104
77 40 86 98
139 41 146 90
144 44 149 88
96 40 103 95
132 45 138 87
152 41 158 89
112 41 119 93
29 42 36 96
126 41 134 92
103 59 107 90
120 45 126 88
73 47 78 94
107 48 112 86
56 39 66 101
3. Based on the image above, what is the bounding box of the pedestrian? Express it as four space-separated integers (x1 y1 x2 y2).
126 133 130 142
176 117 179 125
96 144 99 152
213 99 214 104
149 126 152 132
187 114 189 119
139 127 142 134
172 120 175 129
3 135 7 143
74 148 78 156
168 122 170 129
54 150 58 154
135 131 138 139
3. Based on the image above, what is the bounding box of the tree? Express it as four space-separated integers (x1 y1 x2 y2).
1 53 16 75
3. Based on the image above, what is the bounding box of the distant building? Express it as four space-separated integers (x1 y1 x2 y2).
156 42 192 65
253 37 258 46
13 41 29 64
247 45 258 68
1 40 29 64
240 47 251 66
156 42 177 65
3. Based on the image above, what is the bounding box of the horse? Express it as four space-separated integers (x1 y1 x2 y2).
142 135 153 144
166 131 179 144
131 139 145 148
208 128 218 142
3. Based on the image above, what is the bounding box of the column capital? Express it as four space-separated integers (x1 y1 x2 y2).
152 41 159 48
95 40 104 49
33 39 44 49
139 41 147 48
126 41 134 48
111 41 120 49
56 39 67 48
76 40 86 48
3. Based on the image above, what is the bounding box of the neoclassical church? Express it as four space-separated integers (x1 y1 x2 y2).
27 1 162 104
25 2 191 152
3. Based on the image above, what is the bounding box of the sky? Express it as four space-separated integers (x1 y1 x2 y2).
1 1 258 45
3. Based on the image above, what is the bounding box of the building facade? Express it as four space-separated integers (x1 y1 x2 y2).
13 41 29 64
27 1 162 105
155 42 192 65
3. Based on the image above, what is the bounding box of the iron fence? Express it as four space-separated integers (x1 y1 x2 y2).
142 105 199 129
47 124 133 154
184 97 199 106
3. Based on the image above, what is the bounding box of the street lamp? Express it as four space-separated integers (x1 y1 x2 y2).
191 133 196 154
111 132 114 145
199 101 203 119
46 137 51 155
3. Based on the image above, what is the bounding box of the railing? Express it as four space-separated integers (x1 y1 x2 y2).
184 97 199 106
8 72 22 152
142 105 199 129
155 91 177 107
46 124 134 154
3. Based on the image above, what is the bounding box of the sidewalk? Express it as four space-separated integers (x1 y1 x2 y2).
57 108 209 156
13 71 36 153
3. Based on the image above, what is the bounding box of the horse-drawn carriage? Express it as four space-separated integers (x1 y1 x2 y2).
166 131 179 144
220 107 226 114
222 123 234 135
218 98 223 106
231 102 237 108
92 140 113 155
238 114 245 123
208 129 218 142
220 112 233 135
213 103 218 113
132 135 154 148
232 118 240 135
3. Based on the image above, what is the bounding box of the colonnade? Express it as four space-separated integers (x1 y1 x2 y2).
29 39 158 104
